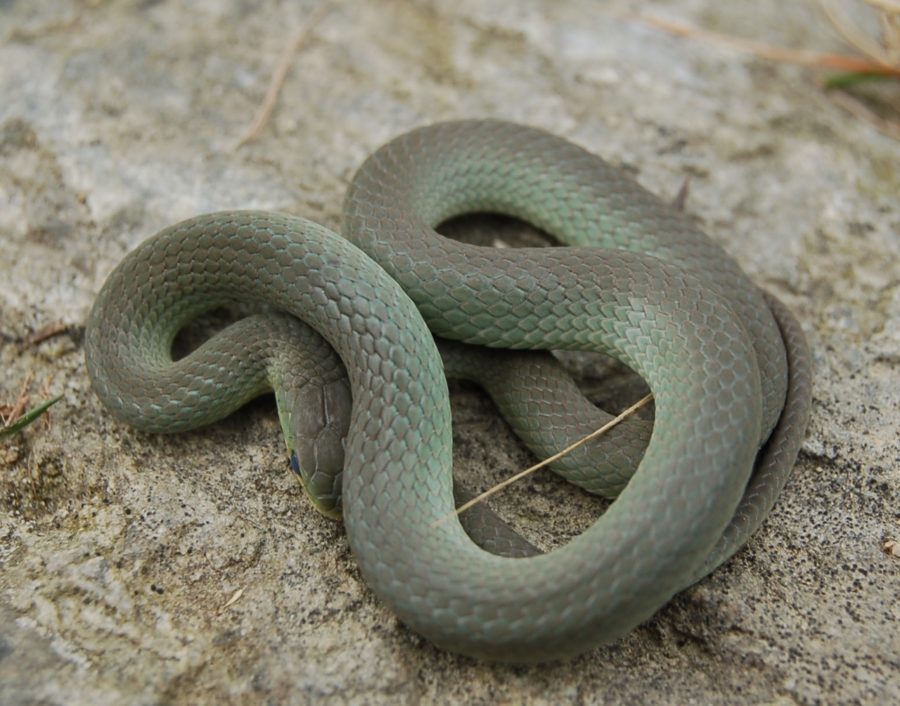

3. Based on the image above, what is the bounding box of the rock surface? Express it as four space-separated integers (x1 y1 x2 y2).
1 0 898 704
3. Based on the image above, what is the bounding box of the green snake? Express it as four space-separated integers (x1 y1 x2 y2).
85 120 811 663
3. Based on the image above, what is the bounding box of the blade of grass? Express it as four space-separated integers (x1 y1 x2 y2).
0 395 62 440
824 70 898 88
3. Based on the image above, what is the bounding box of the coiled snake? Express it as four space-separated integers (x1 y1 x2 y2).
85 120 811 662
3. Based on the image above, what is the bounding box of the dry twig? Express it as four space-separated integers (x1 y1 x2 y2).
23 321 70 347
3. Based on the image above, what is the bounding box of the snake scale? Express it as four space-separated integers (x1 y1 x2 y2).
85 120 811 663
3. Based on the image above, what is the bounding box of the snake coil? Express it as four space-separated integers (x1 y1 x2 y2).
86 120 811 662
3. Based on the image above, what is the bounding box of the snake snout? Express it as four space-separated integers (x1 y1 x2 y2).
279 377 352 520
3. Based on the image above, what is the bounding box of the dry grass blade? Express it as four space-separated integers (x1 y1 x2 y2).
828 88 900 136
633 7 899 136
638 12 896 74
234 0 336 149
1 372 34 427
819 0 900 69
818 0 900 137
430 393 653 529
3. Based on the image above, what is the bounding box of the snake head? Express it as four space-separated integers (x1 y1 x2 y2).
276 377 352 520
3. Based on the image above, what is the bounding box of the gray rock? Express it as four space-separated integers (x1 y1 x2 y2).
1 1 897 704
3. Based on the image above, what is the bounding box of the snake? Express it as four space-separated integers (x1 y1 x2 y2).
84 120 811 663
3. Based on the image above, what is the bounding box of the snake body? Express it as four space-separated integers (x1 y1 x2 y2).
85 120 811 662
